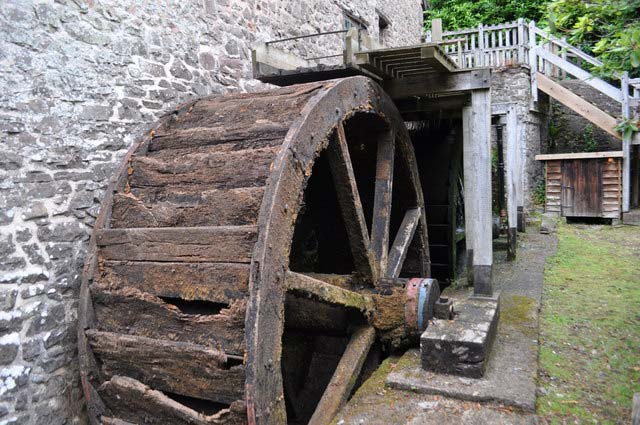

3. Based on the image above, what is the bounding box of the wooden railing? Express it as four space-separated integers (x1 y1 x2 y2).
426 20 639 116
427 19 639 212
426 20 529 69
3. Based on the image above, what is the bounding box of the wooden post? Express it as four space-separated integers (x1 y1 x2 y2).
463 89 493 296
517 18 525 65
561 37 568 79
462 104 475 285
622 71 631 213
431 19 443 42
478 24 485 67
528 21 538 104
505 104 519 259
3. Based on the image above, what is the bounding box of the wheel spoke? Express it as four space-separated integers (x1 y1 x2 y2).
284 271 373 314
386 207 421 278
327 121 378 282
307 326 376 425
371 130 395 278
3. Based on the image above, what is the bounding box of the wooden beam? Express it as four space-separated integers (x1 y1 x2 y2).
284 272 373 314
382 68 491 99
327 122 378 282
431 19 443 42
535 151 624 161
463 89 493 295
537 73 621 140
95 226 257 263
536 48 622 103
252 43 311 73
386 208 421 279
505 104 519 260
371 130 395 278
308 326 376 425
87 330 244 404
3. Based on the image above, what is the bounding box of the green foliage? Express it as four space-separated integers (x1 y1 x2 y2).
424 0 640 77
424 0 548 31
615 118 640 140
581 124 598 152
546 0 640 78
533 180 546 205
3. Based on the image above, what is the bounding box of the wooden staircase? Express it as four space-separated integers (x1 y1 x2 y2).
527 25 639 212
428 20 640 214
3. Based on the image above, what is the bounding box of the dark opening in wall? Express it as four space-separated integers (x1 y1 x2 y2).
377 11 391 46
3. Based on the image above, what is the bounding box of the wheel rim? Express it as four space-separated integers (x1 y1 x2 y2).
245 76 429 424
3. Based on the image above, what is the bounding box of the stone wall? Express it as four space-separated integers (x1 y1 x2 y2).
546 80 622 154
0 1 423 423
490 67 549 210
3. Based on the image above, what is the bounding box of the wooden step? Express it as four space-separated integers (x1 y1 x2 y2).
111 186 264 228
91 284 246 355
99 261 249 305
95 226 257 263
99 376 246 425
87 330 244 404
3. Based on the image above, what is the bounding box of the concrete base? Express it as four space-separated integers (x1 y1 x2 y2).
472 265 492 297
517 206 526 232
420 294 499 379
507 227 516 260
623 209 640 226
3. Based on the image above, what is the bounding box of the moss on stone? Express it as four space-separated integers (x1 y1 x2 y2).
500 294 537 337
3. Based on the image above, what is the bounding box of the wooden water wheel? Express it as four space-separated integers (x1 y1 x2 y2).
78 76 434 425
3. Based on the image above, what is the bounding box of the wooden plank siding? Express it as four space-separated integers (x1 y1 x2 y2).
541 157 621 219
545 160 562 214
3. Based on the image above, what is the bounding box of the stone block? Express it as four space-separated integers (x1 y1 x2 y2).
421 295 499 378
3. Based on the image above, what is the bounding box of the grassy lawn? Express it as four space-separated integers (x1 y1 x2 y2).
537 223 640 424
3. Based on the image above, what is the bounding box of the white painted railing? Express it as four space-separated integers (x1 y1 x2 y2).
425 20 640 114
426 19 529 69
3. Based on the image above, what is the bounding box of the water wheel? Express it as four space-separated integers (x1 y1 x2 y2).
78 76 433 425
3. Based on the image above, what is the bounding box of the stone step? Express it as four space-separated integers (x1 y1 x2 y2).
420 294 500 379
623 209 640 225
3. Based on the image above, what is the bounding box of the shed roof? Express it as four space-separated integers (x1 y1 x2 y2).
535 151 623 161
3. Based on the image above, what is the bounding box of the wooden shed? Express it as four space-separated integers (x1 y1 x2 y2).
536 151 623 219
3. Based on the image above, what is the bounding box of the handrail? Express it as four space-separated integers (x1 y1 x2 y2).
531 26 604 69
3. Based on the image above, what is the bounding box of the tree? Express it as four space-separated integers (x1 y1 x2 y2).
546 0 640 78
424 0 548 31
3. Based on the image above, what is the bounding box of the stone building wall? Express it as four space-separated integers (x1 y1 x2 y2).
0 1 423 423
490 67 549 209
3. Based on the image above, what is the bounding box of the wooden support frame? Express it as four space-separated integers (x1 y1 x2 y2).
505 104 519 259
463 89 493 296
382 68 491 99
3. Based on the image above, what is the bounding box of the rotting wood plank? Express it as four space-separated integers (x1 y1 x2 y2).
111 186 264 228
386 208 421 279
128 145 280 189
536 73 621 140
382 68 491 99
91 285 245 355
307 326 376 425
327 121 378 283
284 272 373 315
87 330 244 404
149 122 289 153
99 376 246 425
95 226 257 263
371 130 395 278
100 261 249 304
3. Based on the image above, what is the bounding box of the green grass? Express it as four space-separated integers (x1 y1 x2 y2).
537 223 640 424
